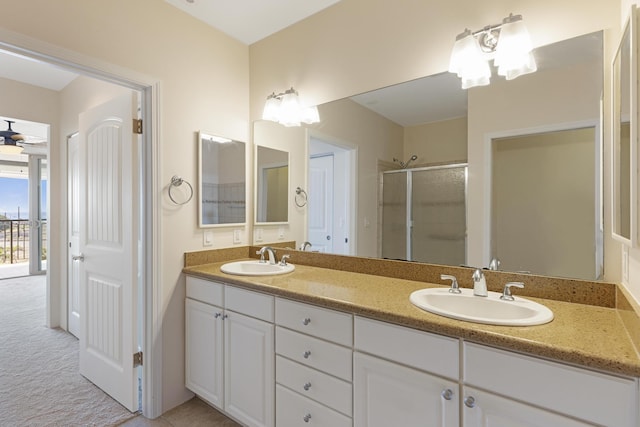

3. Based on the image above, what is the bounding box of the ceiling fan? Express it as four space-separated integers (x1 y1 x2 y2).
0 120 46 154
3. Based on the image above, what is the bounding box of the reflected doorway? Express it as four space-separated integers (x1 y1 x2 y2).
308 136 356 255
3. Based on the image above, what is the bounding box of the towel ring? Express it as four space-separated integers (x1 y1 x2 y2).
295 187 308 207
168 175 193 205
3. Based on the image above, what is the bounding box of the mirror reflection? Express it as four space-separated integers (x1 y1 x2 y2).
256 145 289 223
198 132 246 227
612 19 632 242
253 31 603 280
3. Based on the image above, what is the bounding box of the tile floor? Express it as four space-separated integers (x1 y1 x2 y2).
119 397 241 427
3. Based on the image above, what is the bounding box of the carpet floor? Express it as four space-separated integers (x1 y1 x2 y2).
0 275 137 426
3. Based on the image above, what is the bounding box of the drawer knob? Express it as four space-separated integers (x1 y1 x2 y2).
441 389 454 401
214 312 222 319
303 350 312 359
303 382 312 391
302 317 311 326
303 414 312 423
464 396 476 408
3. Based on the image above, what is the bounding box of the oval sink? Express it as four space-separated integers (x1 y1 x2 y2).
220 260 295 276
409 287 553 326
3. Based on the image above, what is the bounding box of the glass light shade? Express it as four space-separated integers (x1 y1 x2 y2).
278 91 302 127
300 105 320 124
0 142 24 154
449 32 491 89
494 17 537 80
262 96 281 122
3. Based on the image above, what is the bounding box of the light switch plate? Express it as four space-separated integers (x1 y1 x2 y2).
203 231 213 247
255 228 263 242
233 229 241 244
278 227 284 239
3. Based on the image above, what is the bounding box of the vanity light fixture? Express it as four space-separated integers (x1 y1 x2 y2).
449 13 537 89
262 87 320 127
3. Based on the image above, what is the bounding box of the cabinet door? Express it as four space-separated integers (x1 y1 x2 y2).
354 352 458 427
185 298 224 409
462 387 593 427
225 311 275 427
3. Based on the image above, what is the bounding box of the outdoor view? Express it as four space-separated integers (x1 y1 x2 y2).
0 174 47 269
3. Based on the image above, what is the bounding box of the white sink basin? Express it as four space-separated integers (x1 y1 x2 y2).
220 260 295 276
409 287 553 326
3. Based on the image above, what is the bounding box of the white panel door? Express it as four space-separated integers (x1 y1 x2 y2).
308 154 333 252
78 93 139 412
67 133 80 338
354 352 459 427
462 387 593 427
225 311 274 427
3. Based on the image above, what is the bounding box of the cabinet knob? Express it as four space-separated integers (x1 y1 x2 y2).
302 317 311 326
464 396 476 408
303 350 312 359
222 314 228 320
214 312 222 319
441 388 454 401
303 414 312 423
303 382 312 391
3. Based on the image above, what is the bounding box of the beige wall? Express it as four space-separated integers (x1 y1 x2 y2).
404 117 468 164
492 128 596 279
0 0 250 413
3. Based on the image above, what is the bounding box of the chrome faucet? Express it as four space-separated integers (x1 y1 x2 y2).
488 257 501 271
472 268 488 297
257 246 277 264
300 241 312 251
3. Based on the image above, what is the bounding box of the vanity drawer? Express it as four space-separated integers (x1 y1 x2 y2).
276 298 353 346
276 355 352 416
276 327 352 381
186 276 223 306
464 342 638 427
355 316 459 380
276 384 352 427
225 285 274 322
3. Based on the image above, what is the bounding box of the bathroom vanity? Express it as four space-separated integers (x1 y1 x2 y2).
183 255 640 427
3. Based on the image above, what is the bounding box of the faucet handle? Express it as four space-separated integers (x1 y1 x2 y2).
501 282 524 301
279 254 290 266
441 274 461 294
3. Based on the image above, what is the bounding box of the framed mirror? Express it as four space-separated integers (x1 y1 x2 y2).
255 145 289 224
198 132 247 227
612 6 637 245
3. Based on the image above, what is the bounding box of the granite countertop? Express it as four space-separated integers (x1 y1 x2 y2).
183 260 640 378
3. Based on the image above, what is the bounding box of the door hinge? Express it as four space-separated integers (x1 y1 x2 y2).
133 119 143 134
133 351 143 367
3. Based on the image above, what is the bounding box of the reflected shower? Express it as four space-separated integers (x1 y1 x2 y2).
393 155 418 168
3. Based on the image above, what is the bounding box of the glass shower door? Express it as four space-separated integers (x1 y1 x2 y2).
411 165 466 266
381 171 408 260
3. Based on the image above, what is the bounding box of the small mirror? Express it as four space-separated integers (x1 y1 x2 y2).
255 145 289 223
612 9 636 244
198 132 247 227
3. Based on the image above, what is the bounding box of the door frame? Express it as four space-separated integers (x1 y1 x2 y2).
0 29 162 418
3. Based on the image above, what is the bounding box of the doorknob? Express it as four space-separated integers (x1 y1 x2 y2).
72 253 85 262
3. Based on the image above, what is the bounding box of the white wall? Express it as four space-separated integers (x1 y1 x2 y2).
0 0 250 412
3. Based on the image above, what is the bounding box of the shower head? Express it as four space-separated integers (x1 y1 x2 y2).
410 155 418 161
393 155 418 168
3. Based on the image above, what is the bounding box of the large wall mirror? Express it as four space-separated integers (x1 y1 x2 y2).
255 145 289 223
198 132 247 227
253 31 604 281
612 7 636 246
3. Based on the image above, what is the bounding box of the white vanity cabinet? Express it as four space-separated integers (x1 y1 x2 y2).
275 298 354 427
353 316 460 427
462 342 639 427
185 277 275 427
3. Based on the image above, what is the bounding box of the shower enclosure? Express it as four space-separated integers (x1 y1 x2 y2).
381 163 467 265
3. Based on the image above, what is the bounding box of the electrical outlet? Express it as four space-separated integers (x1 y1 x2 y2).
203 231 213 247
233 229 241 244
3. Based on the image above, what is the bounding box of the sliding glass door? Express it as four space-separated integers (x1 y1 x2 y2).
28 155 47 275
